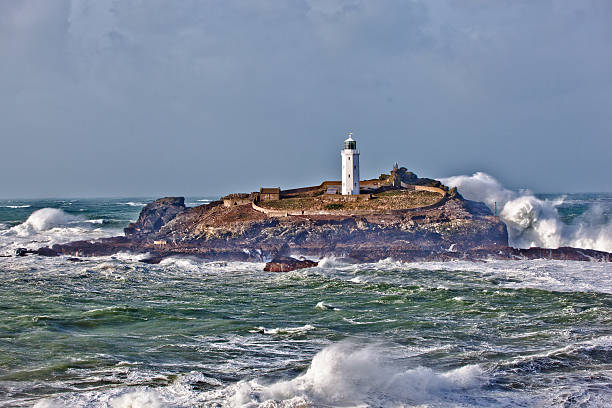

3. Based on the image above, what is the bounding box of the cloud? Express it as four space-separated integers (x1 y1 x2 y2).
0 1 610 197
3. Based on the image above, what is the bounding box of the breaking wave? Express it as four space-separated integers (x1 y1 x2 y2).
9 208 81 235
30 342 486 407
0 208 116 251
229 341 485 407
442 172 612 252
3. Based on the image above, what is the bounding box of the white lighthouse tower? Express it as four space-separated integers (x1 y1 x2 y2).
341 133 360 195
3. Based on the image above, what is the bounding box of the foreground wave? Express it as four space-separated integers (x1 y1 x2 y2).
0 255 610 407
33 342 487 407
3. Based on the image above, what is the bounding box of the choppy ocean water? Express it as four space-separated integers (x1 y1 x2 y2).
0 192 611 407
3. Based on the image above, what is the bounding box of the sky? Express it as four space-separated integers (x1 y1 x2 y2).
1 0 611 198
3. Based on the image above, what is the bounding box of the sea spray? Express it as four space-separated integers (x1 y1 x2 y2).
0 207 116 251
10 208 80 235
442 172 612 252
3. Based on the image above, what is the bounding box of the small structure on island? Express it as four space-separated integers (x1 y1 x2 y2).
223 193 253 207
260 187 280 201
341 133 360 195
391 162 401 188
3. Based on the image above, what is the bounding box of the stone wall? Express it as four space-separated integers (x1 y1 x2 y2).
413 185 447 195
252 201 334 217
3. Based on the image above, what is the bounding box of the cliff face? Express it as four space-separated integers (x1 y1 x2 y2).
124 197 186 236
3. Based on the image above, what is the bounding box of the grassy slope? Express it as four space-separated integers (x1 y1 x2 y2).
259 190 442 212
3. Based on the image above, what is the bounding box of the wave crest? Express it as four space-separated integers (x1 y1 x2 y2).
232 341 485 406
0 208 116 251
442 172 612 252
10 208 81 235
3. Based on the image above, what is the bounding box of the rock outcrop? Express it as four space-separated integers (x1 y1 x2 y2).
264 256 318 272
124 197 186 237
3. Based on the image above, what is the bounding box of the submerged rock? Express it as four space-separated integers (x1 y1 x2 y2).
264 256 318 272
14 247 57 257
36 247 59 257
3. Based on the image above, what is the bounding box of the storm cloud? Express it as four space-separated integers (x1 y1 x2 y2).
1 0 611 197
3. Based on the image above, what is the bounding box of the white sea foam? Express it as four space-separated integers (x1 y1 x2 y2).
0 204 31 208
121 201 146 207
156 256 267 275
309 257 612 294
250 324 315 335
405 259 612 294
315 256 350 269
109 391 162 408
315 301 341 311
228 341 485 407
442 172 612 252
84 219 105 224
33 388 163 408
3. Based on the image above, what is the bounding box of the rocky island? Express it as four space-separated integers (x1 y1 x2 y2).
35 164 610 270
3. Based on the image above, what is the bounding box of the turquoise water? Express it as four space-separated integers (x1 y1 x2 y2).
0 195 611 407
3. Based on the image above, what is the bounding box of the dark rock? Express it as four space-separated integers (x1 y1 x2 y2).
15 248 30 256
139 255 166 264
124 197 186 237
264 256 318 272
14 247 59 257
66 257 84 262
36 247 59 257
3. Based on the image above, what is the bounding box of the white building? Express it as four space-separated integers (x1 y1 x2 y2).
341 133 360 195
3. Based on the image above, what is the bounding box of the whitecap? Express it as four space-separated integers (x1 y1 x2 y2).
229 341 485 407
84 219 105 224
250 324 315 335
315 301 341 311
120 202 146 207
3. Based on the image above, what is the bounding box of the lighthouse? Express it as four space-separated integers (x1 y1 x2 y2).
341 133 360 195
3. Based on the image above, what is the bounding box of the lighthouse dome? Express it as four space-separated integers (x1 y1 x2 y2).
344 133 357 150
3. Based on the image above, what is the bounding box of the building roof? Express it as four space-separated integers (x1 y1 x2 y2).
260 187 280 194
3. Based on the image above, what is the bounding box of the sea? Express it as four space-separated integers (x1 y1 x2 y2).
0 187 611 407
